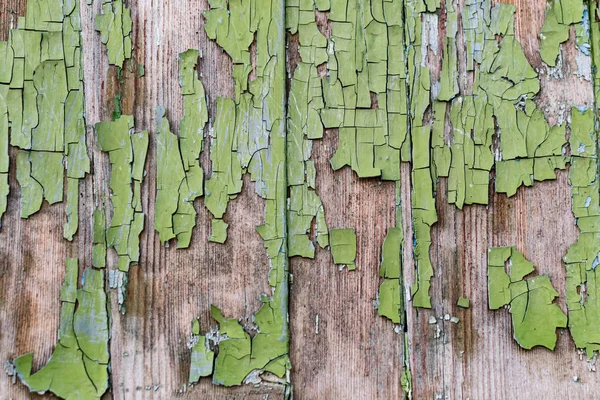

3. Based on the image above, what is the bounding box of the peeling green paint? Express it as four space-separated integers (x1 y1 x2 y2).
189 319 215 382
96 116 148 271
154 49 207 248
14 259 109 399
378 227 403 322
438 0 459 101
95 115 148 309
96 0 133 68
405 0 436 309
563 106 600 357
92 208 107 269
539 0 587 66
3 0 598 396
1 0 89 235
329 228 357 271
457 297 470 308
286 4 329 257
155 108 199 248
487 246 567 350
189 0 290 387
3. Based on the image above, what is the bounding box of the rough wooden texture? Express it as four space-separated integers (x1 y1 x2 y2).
0 0 598 399
405 0 596 398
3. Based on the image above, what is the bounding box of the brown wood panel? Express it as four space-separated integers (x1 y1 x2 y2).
0 0 598 399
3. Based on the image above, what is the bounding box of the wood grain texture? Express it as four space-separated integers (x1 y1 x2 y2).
0 0 598 399
406 0 597 398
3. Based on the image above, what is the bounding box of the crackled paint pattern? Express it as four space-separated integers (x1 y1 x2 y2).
286 0 409 319
285 0 329 257
416 1 570 309
567 0 600 357
284 0 573 315
540 0 585 66
95 116 148 309
13 259 110 399
487 247 567 350
187 0 290 387
564 107 600 357
0 0 90 239
4 0 600 397
95 0 133 67
155 50 207 248
189 319 214 382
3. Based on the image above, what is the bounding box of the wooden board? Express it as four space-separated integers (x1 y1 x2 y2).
0 0 597 399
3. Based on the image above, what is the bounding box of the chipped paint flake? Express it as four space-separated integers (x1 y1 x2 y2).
457 297 470 308
190 0 290 387
95 0 133 67
1 0 89 233
189 319 215 382
329 228 357 271
487 246 567 350
13 259 109 399
95 115 148 308
378 227 403 323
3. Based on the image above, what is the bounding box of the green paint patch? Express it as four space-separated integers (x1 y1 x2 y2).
208 218 228 244
457 297 470 308
329 228 357 270
0 0 89 234
563 107 600 357
206 305 289 386
189 0 290 387
189 319 215 382
95 115 148 309
96 0 133 67
92 208 107 269
378 227 403 323
154 49 207 248
487 246 567 350
14 259 109 399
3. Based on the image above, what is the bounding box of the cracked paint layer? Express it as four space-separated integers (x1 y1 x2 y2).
0 0 90 237
563 106 600 357
455 2 568 201
95 0 133 68
189 319 214 382
539 0 585 66
285 0 329 258
378 227 403 322
92 208 107 269
13 258 109 399
95 115 148 309
406 0 437 309
287 0 410 313
154 50 207 248
188 0 289 387
487 246 567 350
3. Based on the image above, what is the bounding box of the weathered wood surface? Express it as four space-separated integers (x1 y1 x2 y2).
0 0 598 399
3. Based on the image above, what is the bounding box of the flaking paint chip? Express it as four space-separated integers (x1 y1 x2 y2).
329 228 357 271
